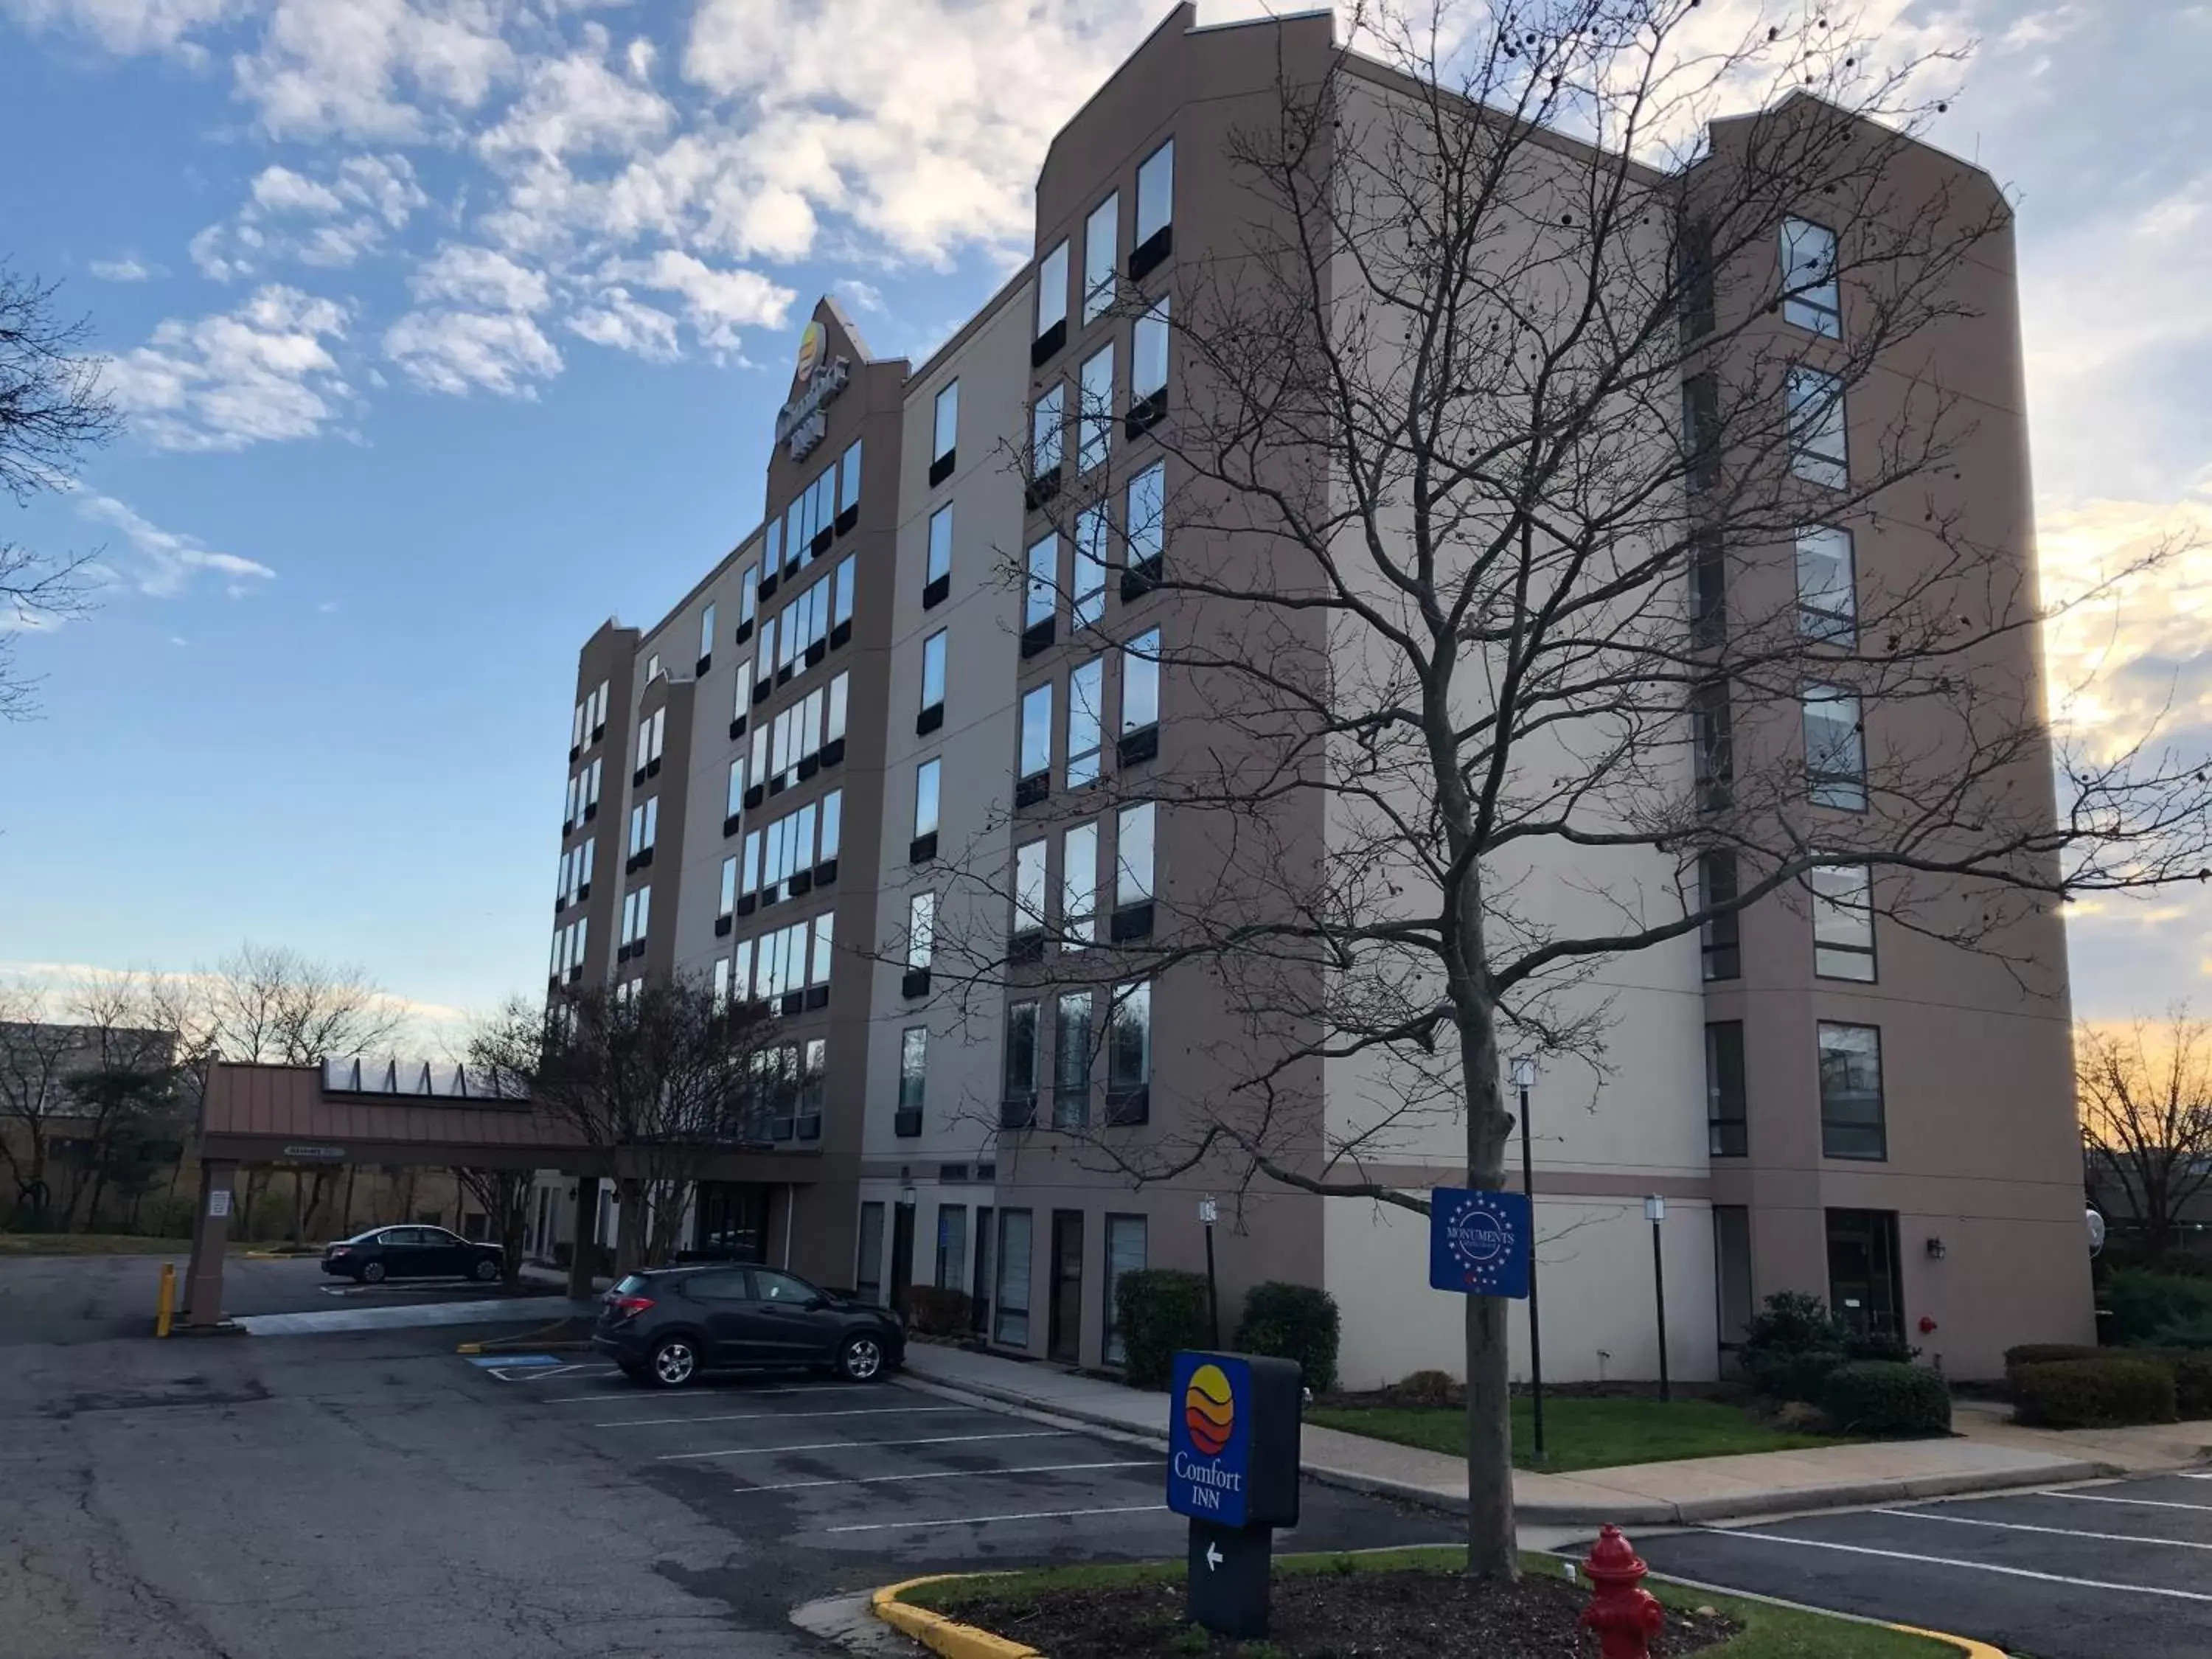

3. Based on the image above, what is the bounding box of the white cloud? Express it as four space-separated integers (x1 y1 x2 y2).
250 164 346 216
383 307 562 396
613 248 791 352
72 491 278 598
476 20 672 163
834 277 884 314
107 285 353 451
566 287 680 362
89 256 155 281
409 243 552 312
233 0 518 142
192 152 428 279
0 0 246 58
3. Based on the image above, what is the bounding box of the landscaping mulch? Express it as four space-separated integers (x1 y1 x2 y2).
932 1568 1736 1658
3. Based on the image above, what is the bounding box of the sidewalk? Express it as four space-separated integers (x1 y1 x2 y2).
900 1343 2145 1527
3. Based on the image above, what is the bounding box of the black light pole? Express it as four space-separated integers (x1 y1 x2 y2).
1512 1057 1545 1462
1200 1194 1221 1349
1645 1194 1672 1403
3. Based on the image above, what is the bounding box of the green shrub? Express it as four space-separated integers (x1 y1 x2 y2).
2003 1342 2103 1372
1115 1268 1213 1388
2105 1269 2212 1346
2013 1357 2177 1428
905 1287 972 1338
1739 1291 1853 1403
1819 1362 1952 1437
1234 1281 1341 1394
2173 1354 2212 1419
1844 1329 1921 1365
1394 1369 1458 1405
1745 1346 1849 1405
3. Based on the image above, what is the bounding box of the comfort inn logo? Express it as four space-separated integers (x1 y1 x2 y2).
793 319 825 386
1169 1354 1249 1521
1183 1363 1234 1455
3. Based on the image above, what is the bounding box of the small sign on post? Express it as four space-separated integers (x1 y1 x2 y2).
1166 1351 1301 1639
1428 1186 1533 1298
206 1189 232 1220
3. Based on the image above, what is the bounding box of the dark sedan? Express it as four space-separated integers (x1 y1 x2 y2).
593 1264 903 1387
321 1225 504 1284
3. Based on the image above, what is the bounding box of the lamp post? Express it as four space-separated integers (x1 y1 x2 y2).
1511 1056 1545 1461
1644 1194 1671 1404
1199 1195 1220 1349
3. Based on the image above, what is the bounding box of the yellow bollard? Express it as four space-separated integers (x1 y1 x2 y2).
156 1262 175 1338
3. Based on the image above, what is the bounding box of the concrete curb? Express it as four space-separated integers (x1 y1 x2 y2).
872 1578 1040 1659
1890 1622 2008 1658
900 1363 2126 1528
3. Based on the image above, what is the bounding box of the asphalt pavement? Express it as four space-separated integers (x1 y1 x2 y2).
1635 1473 2212 1658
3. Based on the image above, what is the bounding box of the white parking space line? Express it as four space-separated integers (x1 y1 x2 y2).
522 1365 619 1382
737 1460 1158 1493
824 1503 1169 1534
537 1384 846 1404
1871 1508 2212 1552
596 1405 971 1429
2042 1491 2212 1515
1717 1528 2212 1601
658 1429 1079 1462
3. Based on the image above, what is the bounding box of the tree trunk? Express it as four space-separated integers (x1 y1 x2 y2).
1458 1007 1518 1580
615 1178 646 1276
340 1164 358 1237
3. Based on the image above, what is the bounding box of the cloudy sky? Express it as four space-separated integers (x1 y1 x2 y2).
0 0 2205 1034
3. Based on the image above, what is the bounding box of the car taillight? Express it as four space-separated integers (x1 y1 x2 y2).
608 1295 654 1318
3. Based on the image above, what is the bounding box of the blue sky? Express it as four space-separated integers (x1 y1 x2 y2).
0 0 2207 1034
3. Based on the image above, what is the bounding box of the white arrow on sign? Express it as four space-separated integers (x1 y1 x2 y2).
1205 1543 1223 1571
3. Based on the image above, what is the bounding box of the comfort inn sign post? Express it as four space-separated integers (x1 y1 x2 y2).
1166 1351 1301 1638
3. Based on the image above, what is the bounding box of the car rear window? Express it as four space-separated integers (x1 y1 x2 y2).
612 1274 648 1295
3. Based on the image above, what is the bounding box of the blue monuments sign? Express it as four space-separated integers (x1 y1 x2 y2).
1429 1186 1533 1298
1167 1352 1253 1526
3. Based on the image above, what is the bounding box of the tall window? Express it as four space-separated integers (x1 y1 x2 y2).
1795 526 1857 644
810 911 834 986
1103 1213 1147 1367
1014 840 1048 936
1020 683 1054 784
1803 685 1866 809
1078 344 1114 473
1682 372 1719 492
828 670 849 743
1698 849 1741 980
1811 862 1877 980
1062 821 1097 945
840 437 863 514
1135 138 1174 251
1132 297 1169 419
1083 193 1118 322
834 554 857 630
995 1211 1032 1344
1781 217 1840 337
1006 1001 1039 1107
1108 981 1151 1099
1691 679 1733 810
907 891 936 970
928 504 954 587
1787 366 1848 488
1073 506 1107 627
932 380 959 470
1032 383 1064 477
914 758 942 838
1688 527 1725 647
920 630 947 715
740 565 759 630
899 1027 928 1121
718 856 737 919
1036 240 1068 342
1121 629 1161 734
1067 659 1104 787
1818 1023 1885 1160
1026 535 1057 628
936 1204 969 1292
698 602 716 665
857 1203 886 1306
1706 1021 1747 1156
1116 802 1155 906
712 956 731 1011
1054 991 1093 1125
1126 462 1164 581
820 788 841 859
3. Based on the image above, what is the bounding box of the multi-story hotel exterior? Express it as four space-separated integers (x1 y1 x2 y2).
536 4 2092 1385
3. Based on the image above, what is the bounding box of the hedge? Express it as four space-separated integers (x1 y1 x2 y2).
905 1286 972 1338
1234 1282 1341 1394
2012 1357 2177 1428
1115 1267 1212 1388
2104 1269 2212 1347
2003 1343 2212 1420
1819 1362 1951 1437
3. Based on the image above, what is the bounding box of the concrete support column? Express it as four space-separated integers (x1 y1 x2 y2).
566 1175 598 1298
181 1158 238 1328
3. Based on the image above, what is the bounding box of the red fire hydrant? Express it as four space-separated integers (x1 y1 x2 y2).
1579 1524 1666 1658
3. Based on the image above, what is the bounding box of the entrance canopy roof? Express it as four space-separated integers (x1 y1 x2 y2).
198 1061 583 1170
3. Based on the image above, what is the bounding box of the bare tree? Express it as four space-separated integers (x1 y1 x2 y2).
919 0 2212 1577
2081 1011 2212 1259
0 987 79 1225
1 262 119 720
470 976 790 1277
451 1166 535 1292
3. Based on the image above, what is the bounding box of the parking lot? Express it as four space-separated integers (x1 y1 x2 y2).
462 1353 1449 1574
1637 1473 2212 1658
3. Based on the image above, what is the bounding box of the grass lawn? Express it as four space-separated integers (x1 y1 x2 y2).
1307 1396 1847 1472
899 1546 1958 1658
0 1233 188 1256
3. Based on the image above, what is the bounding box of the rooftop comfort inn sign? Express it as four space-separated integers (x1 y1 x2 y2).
774 318 849 462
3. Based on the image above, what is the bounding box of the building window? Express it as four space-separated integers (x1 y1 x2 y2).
834 554 857 631
1116 802 1154 906
820 788 842 860
1126 462 1164 585
627 796 658 857
711 956 730 1012
1015 840 1048 936
1108 981 1150 1096
718 856 737 919
1131 297 1169 427
1818 1022 1885 1160
1067 658 1104 787
1054 992 1093 1126
731 937 751 1004
727 758 745 818
645 652 661 682
1135 137 1173 255
995 1210 1032 1345
914 758 941 839
900 1026 928 1121
936 1204 970 1292
740 830 760 897
1706 1021 1747 1156
1691 679 1733 810
1781 217 1840 338
1803 685 1866 809
841 437 863 515
907 891 936 970
1032 383 1064 478
740 563 759 630
698 602 716 667
1073 506 1107 628
828 670 849 744
1103 1212 1147 1367
1795 526 1857 644
1077 344 1113 474
1036 239 1068 342
1005 1000 1039 1118
586 756 601 809
1678 219 1714 342
1787 366 1848 489
1026 534 1057 629
856 1203 886 1306
1826 1208 1903 1338
1121 629 1160 735
1698 849 1741 980
920 630 947 718
932 380 959 476
620 883 651 946
1083 192 1118 322
928 504 954 591
1688 527 1725 647
1062 821 1097 945
1682 372 1719 492
1811 862 1877 980
1020 682 1054 787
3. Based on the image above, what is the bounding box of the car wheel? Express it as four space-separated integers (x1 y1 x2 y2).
649 1338 699 1388
361 1260 386 1284
837 1333 886 1382
472 1258 498 1282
